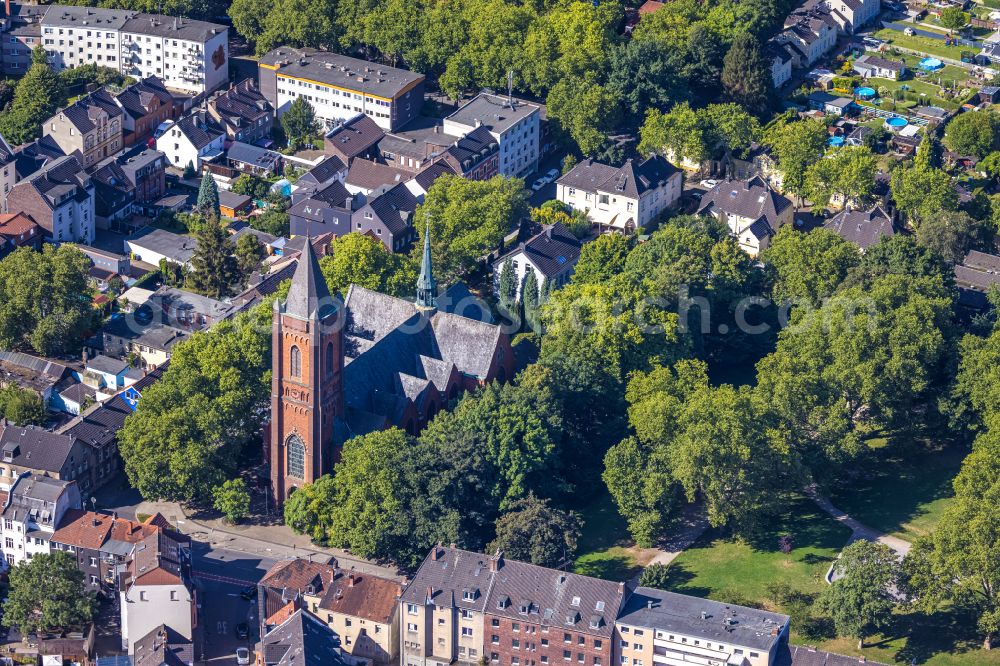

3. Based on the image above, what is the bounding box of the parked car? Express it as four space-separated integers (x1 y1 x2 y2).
531 177 548 191
545 168 560 181
904 26 915 36
240 585 257 601
236 622 249 640
236 648 251 665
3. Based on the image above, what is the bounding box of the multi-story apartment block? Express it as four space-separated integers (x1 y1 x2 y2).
443 93 540 178
0 134 16 213
615 587 788 666
0 474 81 569
38 5 228 94
1 3 46 76
557 156 682 233
43 88 124 167
6 155 95 243
258 47 425 131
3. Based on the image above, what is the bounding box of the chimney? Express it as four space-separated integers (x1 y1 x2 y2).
328 570 335 583
450 542 456 549
647 600 653 609
431 545 441 561
345 196 353 211
348 573 356 587
426 586 433 600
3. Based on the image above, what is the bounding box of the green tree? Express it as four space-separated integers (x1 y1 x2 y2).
939 6 969 31
606 39 679 124
286 428 410 557
943 110 999 159
231 174 269 199
902 430 1000 649
522 269 540 333
281 97 321 146
251 209 291 237
212 478 251 523
0 385 45 426
183 161 197 179
914 208 982 264
4 551 94 634
196 172 220 216
890 163 959 222
188 218 238 298
416 175 528 284
721 33 771 116
0 49 66 145
118 303 272 502
639 102 710 164
256 0 337 55
228 0 270 46
0 245 92 356
498 258 517 316
546 75 621 156
320 232 417 298
571 233 633 285
764 118 829 197
638 563 673 589
488 494 581 568
763 226 860 306
234 232 265 282
818 540 900 649
803 145 877 211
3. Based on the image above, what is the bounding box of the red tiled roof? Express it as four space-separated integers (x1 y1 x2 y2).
0 212 40 237
638 0 664 14
318 570 402 625
51 509 115 550
266 600 300 627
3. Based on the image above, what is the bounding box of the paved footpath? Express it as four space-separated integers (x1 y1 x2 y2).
630 504 710 584
135 499 404 581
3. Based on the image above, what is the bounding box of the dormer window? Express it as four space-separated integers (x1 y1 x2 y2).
570 597 580 607
462 588 478 602
497 596 510 610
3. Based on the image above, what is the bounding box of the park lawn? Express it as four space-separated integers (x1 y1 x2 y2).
573 490 658 582
827 441 965 542
874 28 971 61
660 495 849 611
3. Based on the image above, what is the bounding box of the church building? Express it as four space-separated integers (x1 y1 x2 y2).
270 234 515 503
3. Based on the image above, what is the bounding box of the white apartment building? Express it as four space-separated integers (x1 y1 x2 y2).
443 93 541 178
40 5 229 94
154 111 225 170
258 47 426 131
0 474 81 569
557 156 683 233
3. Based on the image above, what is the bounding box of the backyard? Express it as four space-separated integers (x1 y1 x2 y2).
573 490 654 582
873 28 973 61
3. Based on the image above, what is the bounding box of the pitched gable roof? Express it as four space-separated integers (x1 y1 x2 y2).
824 206 894 249
496 222 582 278
697 176 791 229
53 88 124 134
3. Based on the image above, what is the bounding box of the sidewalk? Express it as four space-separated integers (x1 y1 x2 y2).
629 504 710 584
137 499 404 581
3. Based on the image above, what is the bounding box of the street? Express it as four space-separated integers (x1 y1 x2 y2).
194 545 277 665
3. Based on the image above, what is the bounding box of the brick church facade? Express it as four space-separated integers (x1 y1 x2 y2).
270 234 515 504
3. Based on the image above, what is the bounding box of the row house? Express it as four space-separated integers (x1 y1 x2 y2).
556 156 682 233
0 134 15 212
91 157 136 229
792 0 881 35
208 78 274 144
43 88 124 168
257 558 401 666
0 424 93 494
259 47 425 132
155 110 225 171
0 473 80 568
400 548 792 666
38 5 229 94
116 146 168 213
6 154 94 243
325 114 385 165
114 76 176 147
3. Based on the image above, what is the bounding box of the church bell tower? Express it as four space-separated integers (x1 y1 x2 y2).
270 240 343 505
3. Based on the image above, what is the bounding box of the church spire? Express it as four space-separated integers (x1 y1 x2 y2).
415 220 436 310
284 239 333 320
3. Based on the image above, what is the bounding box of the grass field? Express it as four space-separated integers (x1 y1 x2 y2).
573 491 650 581
861 75 962 109
827 441 965 542
874 28 971 61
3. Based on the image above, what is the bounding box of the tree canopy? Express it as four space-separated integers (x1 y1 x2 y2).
4 551 94 634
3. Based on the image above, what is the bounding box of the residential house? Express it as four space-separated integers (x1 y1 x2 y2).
0 423 93 492
57 383 98 416
76 244 131 277
83 354 137 395
258 609 349 666
258 48 425 131
147 285 232 330
114 76 176 148
955 250 1000 309
119 530 196 653
405 162 458 201
346 158 409 196
224 141 282 177
296 155 348 191
616 587 789 666
42 88 125 168
126 228 197 268
807 91 856 116
853 54 906 80
288 178 357 238
436 126 500 180
100 315 188 368
155 111 225 171
40 6 229 94
482 553 624 666
0 212 44 257
208 78 273 144
258 559 401 666
800 0 881 34
350 183 419 252
116 146 168 219
0 134 17 212
492 222 582 300
324 114 386 165
443 93 541 178
131 625 194 666
7 154 95 243
637 0 664 15
556 156 682 233
12 134 67 181
52 509 183 596
91 158 136 229
0 4 47 77
766 41 795 88
823 205 895 250
697 177 794 257
0 474 81 568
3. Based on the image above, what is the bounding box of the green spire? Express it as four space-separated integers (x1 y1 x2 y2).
416 220 436 309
